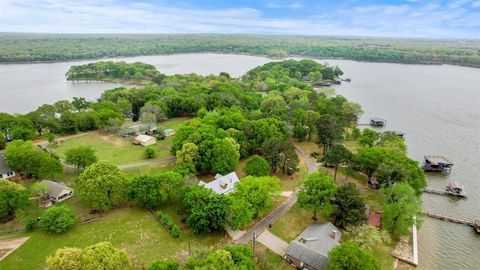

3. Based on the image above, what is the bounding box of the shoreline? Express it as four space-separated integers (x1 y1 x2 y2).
2 51 480 69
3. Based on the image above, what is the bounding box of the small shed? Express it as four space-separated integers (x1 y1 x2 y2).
163 128 176 137
41 180 74 203
367 211 382 228
133 135 156 146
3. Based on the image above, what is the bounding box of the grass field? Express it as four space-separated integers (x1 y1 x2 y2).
49 117 189 165
0 205 226 270
255 243 295 270
270 204 327 242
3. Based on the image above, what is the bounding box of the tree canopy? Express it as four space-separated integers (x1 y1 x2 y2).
0 180 29 220
243 155 270 177
77 161 129 211
38 205 76 233
297 173 337 220
65 146 98 171
46 242 131 270
327 241 381 270
332 183 366 228
182 186 230 234
381 182 422 239
233 176 281 217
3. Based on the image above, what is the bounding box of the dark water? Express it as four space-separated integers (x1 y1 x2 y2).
1 54 479 269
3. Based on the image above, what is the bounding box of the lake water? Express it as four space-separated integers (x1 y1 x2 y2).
327 60 480 270
0 53 271 113
1 54 479 269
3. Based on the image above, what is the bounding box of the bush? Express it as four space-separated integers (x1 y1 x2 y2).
38 205 76 233
144 147 156 159
170 226 181 238
156 211 181 238
24 217 37 231
148 259 179 270
243 155 270 176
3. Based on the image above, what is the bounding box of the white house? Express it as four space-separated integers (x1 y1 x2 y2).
133 134 156 146
198 172 240 195
0 154 15 180
41 180 74 204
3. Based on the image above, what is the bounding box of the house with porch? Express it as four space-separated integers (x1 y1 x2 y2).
40 180 74 207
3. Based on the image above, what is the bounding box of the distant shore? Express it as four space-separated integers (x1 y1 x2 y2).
2 51 480 69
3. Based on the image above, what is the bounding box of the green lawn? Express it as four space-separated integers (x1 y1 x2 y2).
270 204 327 242
49 118 189 165
123 162 176 178
255 243 295 270
0 206 226 270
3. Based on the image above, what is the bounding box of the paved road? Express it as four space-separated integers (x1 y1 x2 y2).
236 192 298 244
117 157 176 169
235 147 318 245
295 146 318 173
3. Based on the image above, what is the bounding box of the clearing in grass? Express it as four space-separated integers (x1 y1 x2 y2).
48 118 189 165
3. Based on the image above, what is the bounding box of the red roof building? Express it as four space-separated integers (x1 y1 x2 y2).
368 211 381 228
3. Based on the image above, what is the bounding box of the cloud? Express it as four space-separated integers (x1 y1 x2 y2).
472 1 480 8
266 1 304 9
0 0 479 38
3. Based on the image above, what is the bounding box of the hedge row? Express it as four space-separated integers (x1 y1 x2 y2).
156 211 181 238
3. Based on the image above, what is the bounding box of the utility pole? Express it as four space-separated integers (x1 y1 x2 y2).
252 232 256 255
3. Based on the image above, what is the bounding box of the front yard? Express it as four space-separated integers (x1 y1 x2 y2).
0 206 225 270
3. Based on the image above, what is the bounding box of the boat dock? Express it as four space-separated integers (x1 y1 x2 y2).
422 211 480 232
357 117 387 127
422 187 468 198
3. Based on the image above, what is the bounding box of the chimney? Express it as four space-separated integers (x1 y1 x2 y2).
330 230 337 240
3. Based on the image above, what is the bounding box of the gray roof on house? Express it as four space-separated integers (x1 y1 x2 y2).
0 154 13 175
285 222 341 270
370 117 386 122
198 172 240 195
41 180 73 198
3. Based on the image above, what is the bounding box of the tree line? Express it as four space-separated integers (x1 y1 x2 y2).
1 33 480 67
66 61 161 81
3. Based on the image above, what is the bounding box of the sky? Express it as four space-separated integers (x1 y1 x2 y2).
1 0 480 38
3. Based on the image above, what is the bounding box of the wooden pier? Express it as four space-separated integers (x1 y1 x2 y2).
422 187 468 198
422 211 480 233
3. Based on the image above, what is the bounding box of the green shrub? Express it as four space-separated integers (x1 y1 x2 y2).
170 226 181 238
148 259 179 270
24 217 37 231
244 155 270 176
144 147 156 159
38 205 76 233
156 211 181 238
